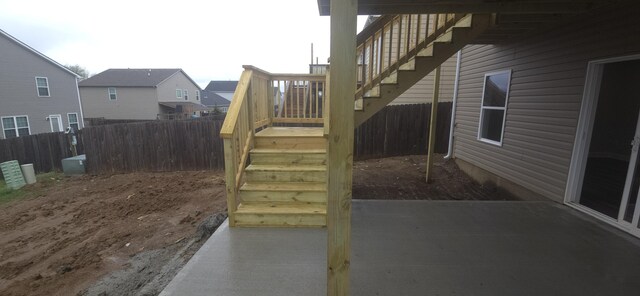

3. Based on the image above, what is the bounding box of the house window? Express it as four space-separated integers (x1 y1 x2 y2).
184 90 189 100
68 113 79 131
196 90 200 100
478 70 511 146
176 89 183 98
35 77 50 97
1 116 30 138
108 87 117 100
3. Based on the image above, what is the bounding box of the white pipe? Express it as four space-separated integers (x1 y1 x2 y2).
444 50 462 160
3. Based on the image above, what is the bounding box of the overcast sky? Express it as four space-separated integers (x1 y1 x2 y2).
0 0 367 88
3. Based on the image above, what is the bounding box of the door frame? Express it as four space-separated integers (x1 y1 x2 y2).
48 114 63 132
565 53 640 236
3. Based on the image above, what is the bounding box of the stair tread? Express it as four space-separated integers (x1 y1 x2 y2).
241 182 326 192
236 203 326 215
255 127 324 138
251 148 326 154
246 164 326 171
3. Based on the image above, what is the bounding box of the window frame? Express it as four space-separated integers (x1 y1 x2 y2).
1 115 31 138
48 114 63 132
195 90 200 101
35 76 50 97
176 89 183 99
477 69 512 146
108 87 117 101
67 112 80 131
184 89 189 100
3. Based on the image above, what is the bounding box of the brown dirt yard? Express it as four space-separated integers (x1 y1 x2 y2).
0 154 517 296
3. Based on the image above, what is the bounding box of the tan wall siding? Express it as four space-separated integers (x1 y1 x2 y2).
391 54 457 104
156 72 201 104
453 3 640 202
80 87 159 120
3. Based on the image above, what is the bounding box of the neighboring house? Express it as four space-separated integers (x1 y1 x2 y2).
79 69 206 120
0 29 83 139
204 80 237 102
200 90 230 113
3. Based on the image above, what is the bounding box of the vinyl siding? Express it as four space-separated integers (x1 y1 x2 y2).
390 54 458 104
156 71 201 104
0 33 82 138
453 2 640 202
80 87 160 120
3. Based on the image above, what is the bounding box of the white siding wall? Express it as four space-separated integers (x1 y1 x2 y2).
453 3 640 202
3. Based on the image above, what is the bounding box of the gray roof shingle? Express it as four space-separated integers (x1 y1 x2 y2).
201 90 230 107
78 68 182 87
205 81 238 92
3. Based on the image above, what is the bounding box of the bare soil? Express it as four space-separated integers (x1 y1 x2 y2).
0 171 227 296
0 154 516 296
354 154 518 200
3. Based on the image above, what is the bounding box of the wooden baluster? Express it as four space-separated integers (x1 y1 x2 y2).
405 15 411 56
396 17 402 64
296 80 300 118
415 14 421 49
387 21 393 70
369 38 374 87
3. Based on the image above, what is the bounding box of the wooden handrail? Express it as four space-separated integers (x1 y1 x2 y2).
355 13 466 99
220 70 253 138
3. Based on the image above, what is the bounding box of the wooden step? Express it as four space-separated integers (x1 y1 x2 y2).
240 182 326 203
234 202 326 227
245 164 326 182
250 148 326 165
254 127 325 150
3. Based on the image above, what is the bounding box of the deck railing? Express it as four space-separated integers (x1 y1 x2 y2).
355 13 465 99
220 66 327 225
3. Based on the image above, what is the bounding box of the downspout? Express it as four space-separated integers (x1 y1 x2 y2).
444 50 462 160
75 78 85 129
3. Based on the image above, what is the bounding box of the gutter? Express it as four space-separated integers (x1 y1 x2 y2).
444 50 462 160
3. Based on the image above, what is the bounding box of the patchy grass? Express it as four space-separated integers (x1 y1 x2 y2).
0 172 63 204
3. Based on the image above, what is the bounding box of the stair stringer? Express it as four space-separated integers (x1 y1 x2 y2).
354 14 493 127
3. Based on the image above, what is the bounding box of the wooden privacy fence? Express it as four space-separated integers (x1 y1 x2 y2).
0 131 84 175
82 117 225 174
354 102 452 159
1 104 449 176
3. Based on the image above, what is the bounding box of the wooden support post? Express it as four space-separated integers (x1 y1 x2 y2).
327 0 357 295
426 65 441 183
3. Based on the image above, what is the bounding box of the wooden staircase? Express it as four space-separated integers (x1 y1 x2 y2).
234 127 327 227
221 13 492 227
354 13 492 126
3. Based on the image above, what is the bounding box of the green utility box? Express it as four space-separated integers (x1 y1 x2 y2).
1 160 26 190
62 154 86 176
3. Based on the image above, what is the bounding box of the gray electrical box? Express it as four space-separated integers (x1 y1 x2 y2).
62 154 86 176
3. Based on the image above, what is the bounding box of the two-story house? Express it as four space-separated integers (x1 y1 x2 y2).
0 29 83 139
201 90 230 113
204 80 237 102
79 68 206 120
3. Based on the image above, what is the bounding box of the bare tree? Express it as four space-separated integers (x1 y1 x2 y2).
65 64 90 79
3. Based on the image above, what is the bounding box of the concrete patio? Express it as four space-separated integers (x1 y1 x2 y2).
160 201 640 296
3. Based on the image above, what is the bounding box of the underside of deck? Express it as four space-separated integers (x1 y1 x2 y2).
161 201 640 296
